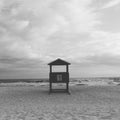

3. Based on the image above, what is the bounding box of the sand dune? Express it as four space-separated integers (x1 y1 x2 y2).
0 85 120 120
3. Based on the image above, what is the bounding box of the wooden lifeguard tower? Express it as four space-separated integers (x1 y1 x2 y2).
48 58 71 94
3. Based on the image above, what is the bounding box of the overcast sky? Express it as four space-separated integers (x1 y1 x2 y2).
0 0 120 78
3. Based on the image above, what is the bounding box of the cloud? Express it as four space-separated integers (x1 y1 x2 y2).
0 0 99 62
84 54 120 66
67 30 120 65
102 0 120 8
90 31 120 55
1 0 120 78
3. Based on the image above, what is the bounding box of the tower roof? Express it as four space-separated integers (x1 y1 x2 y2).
48 58 71 65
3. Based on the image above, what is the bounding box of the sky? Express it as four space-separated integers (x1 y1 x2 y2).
0 0 120 78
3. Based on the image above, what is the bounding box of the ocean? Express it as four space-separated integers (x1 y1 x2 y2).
0 77 120 86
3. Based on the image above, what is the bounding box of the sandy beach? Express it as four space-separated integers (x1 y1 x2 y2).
0 84 120 120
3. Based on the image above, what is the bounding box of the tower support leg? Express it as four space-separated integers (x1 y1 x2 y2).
49 82 52 94
66 82 70 94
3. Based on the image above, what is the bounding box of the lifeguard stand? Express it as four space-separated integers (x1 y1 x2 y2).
48 58 71 94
